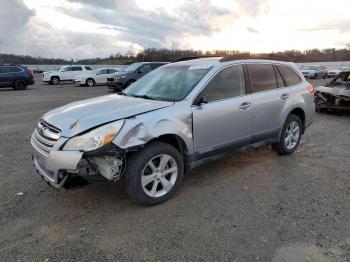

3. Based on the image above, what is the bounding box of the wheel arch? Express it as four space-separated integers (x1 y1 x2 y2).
287 107 306 133
147 134 190 173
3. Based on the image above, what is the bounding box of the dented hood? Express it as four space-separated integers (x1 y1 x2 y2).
42 94 174 137
316 85 350 97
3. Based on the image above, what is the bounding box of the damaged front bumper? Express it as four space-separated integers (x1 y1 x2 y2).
31 133 125 188
31 136 83 188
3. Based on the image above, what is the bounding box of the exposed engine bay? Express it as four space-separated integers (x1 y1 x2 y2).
315 70 350 113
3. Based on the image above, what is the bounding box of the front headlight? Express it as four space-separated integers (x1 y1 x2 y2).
115 75 126 80
62 120 125 151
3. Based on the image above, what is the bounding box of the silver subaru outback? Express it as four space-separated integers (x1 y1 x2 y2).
31 57 315 205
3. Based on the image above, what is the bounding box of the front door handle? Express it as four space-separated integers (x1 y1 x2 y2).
280 93 290 100
239 102 252 110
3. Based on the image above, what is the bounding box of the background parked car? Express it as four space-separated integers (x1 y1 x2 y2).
107 62 169 91
300 65 328 79
0 64 34 90
327 67 350 78
42 65 93 85
73 68 120 87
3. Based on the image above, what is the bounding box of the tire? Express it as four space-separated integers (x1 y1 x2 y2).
13 79 27 90
123 142 184 206
272 114 302 155
86 78 95 87
50 76 60 85
323 73 327 79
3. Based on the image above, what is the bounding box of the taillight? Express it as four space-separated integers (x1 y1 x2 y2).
307 84 316 94
28 69 33 77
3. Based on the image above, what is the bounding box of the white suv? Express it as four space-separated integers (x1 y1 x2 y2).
42 65 93 85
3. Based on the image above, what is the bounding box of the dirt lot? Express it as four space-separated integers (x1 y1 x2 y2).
0 75 349 261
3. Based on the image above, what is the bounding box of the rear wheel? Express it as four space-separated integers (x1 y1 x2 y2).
13 79 27 90
272 114 302 155
86 78 95 87
123 142 184 206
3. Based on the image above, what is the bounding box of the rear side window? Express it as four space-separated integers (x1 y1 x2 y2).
247 64 277 93
277 65 302 86
72 66 82 71
274 66 285 88
0 66 22 73
201 65 245 102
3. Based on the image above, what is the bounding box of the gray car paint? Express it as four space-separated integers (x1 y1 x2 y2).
31 58 315 186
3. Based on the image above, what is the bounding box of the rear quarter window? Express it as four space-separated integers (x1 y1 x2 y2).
277 65 302 86
247 64 277 92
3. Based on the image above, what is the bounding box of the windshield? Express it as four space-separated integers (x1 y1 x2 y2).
122 63 142 72
124 65 211 102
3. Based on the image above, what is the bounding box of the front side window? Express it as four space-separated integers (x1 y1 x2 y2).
247 64 277 93
85 66 93 71
139 64 152 74
98 69 108 74
124 65 211 101
277 65 302 86
61 67 72 72
200 65 245 102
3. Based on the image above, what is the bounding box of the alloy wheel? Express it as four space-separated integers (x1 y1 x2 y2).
141 154 178 198
284 121 300 150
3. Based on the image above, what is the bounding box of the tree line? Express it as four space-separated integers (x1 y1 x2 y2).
1 47 350 65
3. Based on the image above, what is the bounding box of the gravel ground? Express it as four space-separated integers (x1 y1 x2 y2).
0 76 349 262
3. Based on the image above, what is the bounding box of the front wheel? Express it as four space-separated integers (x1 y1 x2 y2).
86 78 95 87
272 114 302 155
123 142 184 206
50 76 60 85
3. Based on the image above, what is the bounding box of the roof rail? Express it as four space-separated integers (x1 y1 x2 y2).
172 55 222 63
219 54 251 62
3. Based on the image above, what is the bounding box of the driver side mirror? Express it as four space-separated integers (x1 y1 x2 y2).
194 95 209 106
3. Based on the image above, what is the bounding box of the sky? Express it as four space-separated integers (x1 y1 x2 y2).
0 0 350 59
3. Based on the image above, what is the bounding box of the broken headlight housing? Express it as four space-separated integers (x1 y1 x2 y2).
62 120 124 151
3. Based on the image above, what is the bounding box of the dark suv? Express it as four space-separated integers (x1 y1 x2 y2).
107 62 168 91
0 64 34 90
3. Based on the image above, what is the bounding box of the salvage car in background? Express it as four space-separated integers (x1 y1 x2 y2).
0 64 34 90
300 65 328 79
42 65 93 85
74 68 120 87
31 57 315 205
107 62 169 91
315 70 350 113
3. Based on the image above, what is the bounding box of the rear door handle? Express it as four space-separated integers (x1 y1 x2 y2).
280 94 289 100
239 102 252 110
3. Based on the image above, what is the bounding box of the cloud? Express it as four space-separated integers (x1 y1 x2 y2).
0 0 272 59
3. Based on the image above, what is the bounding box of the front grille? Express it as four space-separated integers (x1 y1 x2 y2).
31 121 61 155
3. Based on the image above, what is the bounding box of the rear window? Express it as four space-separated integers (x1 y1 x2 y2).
277 65 302 86
247 64 277 92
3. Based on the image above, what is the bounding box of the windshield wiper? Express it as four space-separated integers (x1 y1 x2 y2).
128 94 157 100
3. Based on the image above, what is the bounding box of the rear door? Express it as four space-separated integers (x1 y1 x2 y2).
192 64 253 159
246 63 287 142
71 66 83 79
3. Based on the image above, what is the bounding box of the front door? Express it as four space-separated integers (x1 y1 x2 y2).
192 64 253 160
